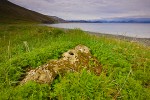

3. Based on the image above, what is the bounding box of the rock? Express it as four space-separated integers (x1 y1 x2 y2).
75 44 90 53
62 49 78 64
20 65 54 84
21 44 102 84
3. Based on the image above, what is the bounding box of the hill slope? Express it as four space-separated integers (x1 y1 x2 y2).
0 24 149 99
0 0 65 23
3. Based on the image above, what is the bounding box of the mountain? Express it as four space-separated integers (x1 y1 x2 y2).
94 18 150 23
69 18 150 23
0 0 65 23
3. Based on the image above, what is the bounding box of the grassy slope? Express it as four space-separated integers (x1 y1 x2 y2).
0 24 149 99
0 0 62 23
0 1 149 98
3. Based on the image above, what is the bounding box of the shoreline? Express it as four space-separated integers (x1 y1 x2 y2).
42 23 150 46
51 27 150 46
86 31 150 46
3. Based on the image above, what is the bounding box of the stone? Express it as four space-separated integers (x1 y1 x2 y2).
62 49 79 64
21 44 102 85
75 44 90 53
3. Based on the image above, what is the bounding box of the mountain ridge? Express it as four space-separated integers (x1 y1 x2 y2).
0 0 65 23
68 18 150 23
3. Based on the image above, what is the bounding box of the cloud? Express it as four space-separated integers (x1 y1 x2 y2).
8 0 150 20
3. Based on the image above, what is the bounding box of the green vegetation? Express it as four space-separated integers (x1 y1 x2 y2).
0 24 149 100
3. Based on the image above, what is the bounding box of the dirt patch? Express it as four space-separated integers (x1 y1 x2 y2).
21 44 102 84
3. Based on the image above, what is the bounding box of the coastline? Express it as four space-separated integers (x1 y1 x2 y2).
86 31 150 46
50 26 150 46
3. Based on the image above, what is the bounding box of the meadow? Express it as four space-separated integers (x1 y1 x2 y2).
0 24 149 100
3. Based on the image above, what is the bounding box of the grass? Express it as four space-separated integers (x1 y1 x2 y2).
0 24 149 100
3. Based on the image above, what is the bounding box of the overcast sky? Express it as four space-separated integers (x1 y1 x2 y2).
8 0 150 20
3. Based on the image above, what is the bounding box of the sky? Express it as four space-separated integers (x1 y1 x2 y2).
8 0 150 20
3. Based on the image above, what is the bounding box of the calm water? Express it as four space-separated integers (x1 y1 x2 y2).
46 23 150 38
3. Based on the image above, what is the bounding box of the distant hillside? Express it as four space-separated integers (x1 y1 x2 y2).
69 18 150 23
0 0 65 23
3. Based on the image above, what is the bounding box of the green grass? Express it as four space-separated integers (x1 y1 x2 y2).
0 24 149 100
